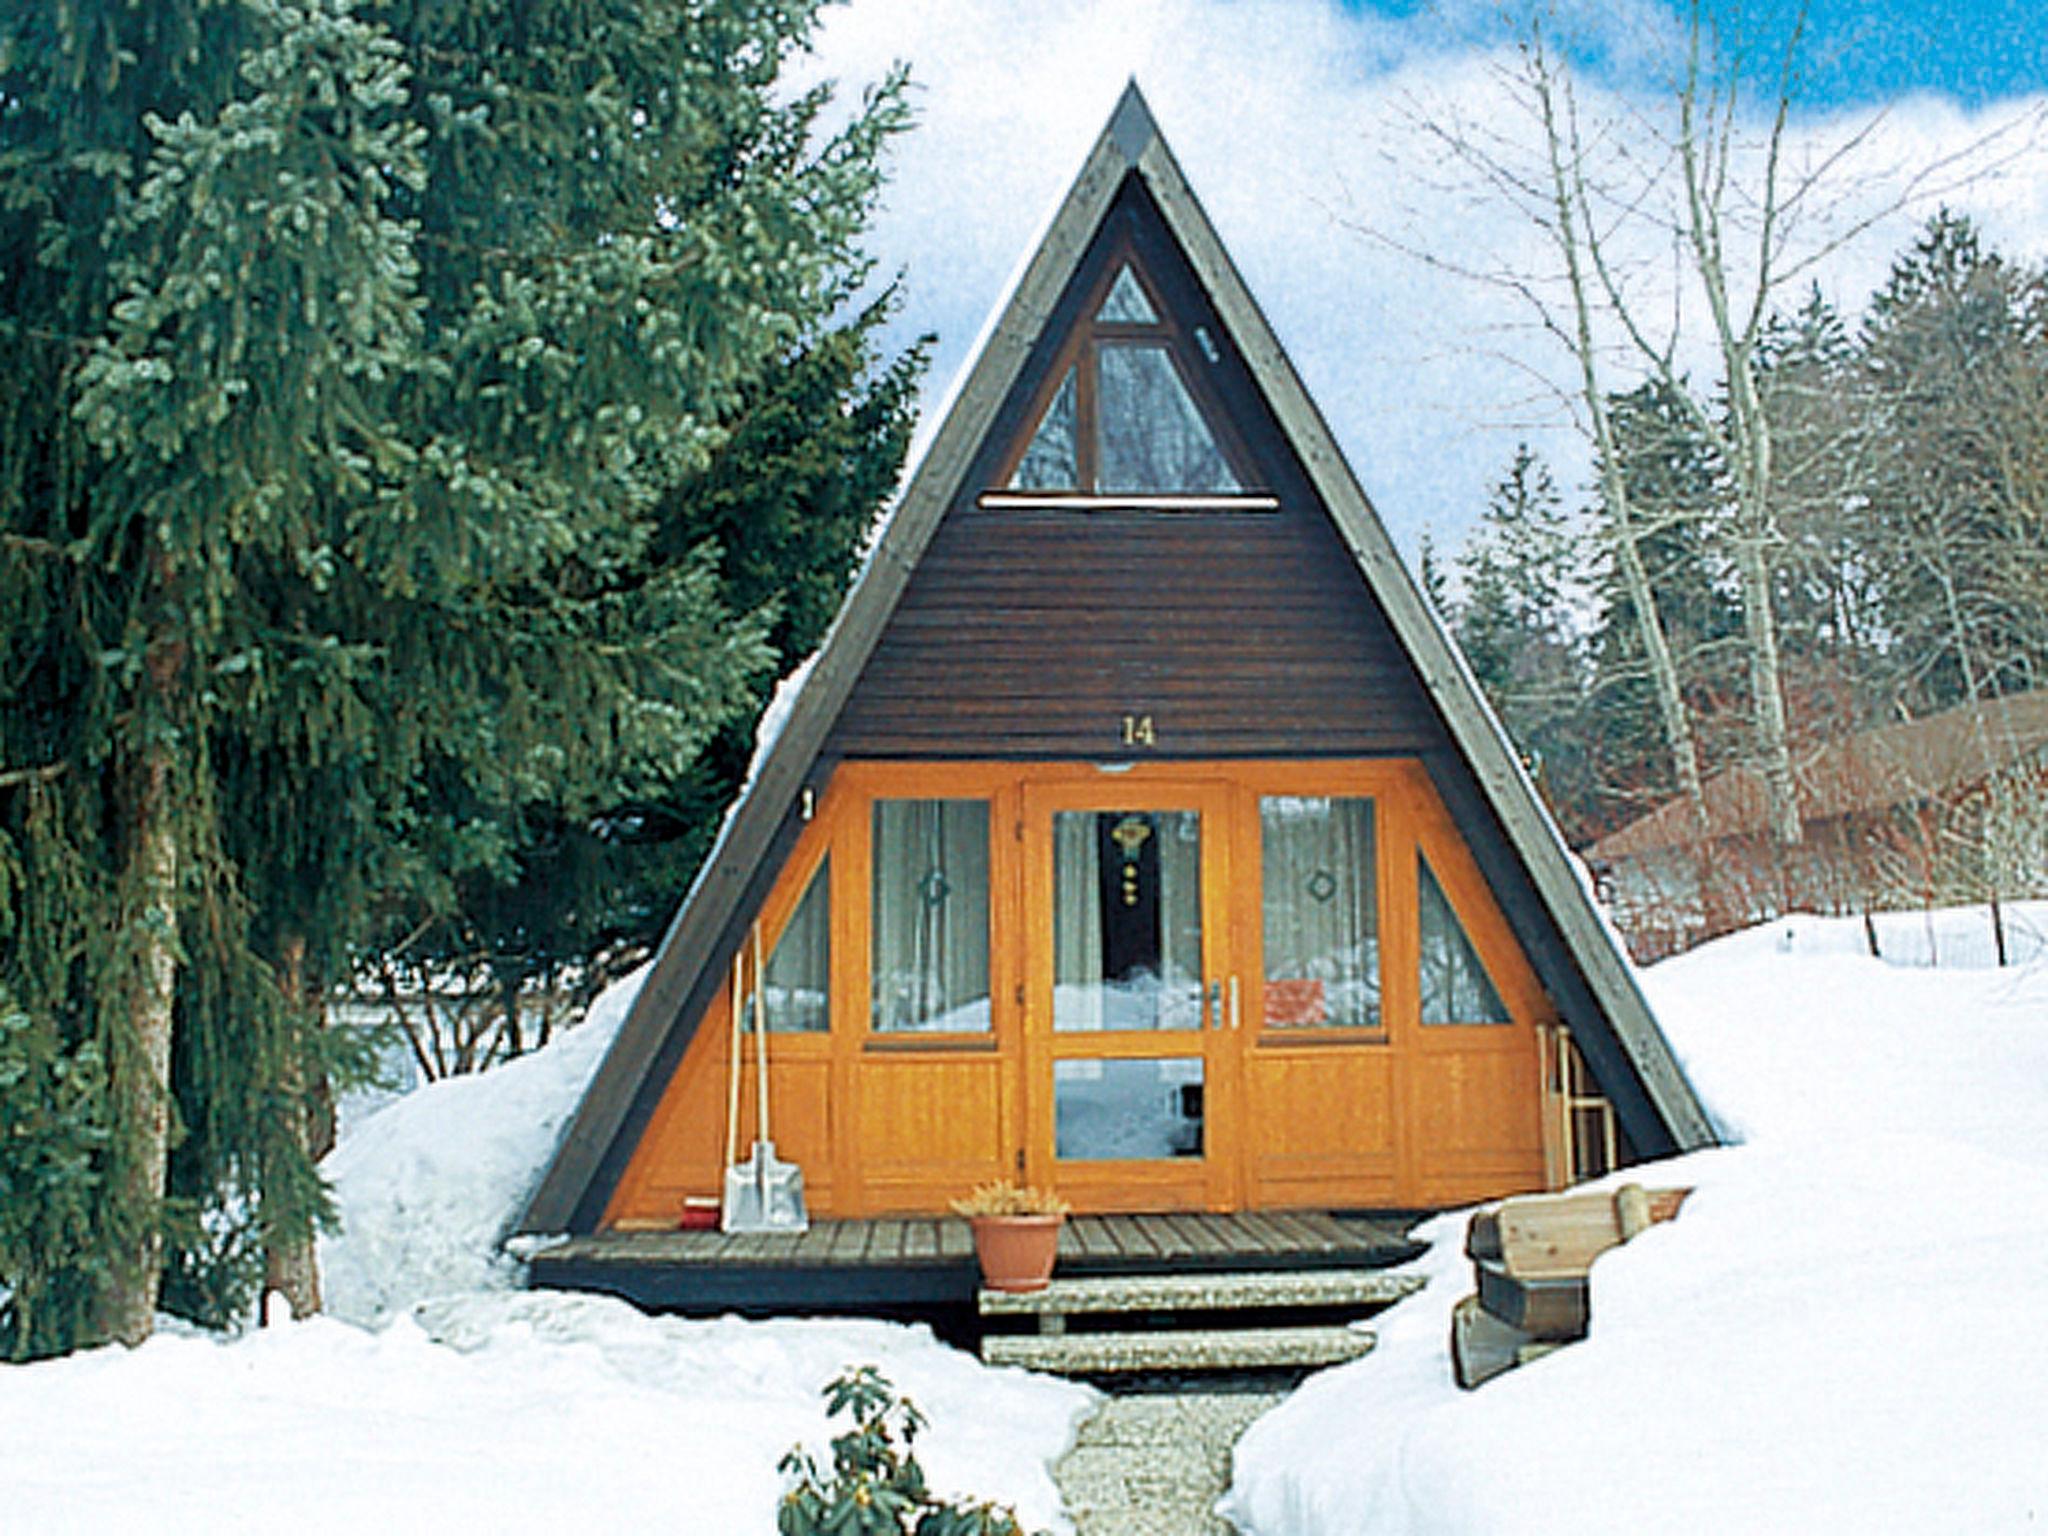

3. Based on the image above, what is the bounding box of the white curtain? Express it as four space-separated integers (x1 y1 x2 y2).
871 799 991 1032
1260 796 1380 1028
1052 809 1203 1033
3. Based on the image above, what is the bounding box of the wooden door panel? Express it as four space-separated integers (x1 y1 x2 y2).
1241 1048 1397 1208
606 1013 838 1224
1022 780 1235 1213
854 1054 1009 1215
1403 1048 1545 1205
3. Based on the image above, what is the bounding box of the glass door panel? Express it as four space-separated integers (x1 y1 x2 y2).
1024 782 1233 1211
1052 809 1205 1034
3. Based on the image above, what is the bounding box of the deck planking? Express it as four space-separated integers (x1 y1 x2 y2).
529 1210 1421 1312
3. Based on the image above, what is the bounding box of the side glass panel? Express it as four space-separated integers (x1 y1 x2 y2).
1052 809 1203 1032
1260 796 1381 1029
871 800 991 1033
1097 343 1240 495
1009 366 1078 489
1055 1058 1204 1159
1419 854 1512 1025
760 857 829 1033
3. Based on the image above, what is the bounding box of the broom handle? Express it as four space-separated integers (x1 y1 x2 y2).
753 923 770 1141
724 948 743 1171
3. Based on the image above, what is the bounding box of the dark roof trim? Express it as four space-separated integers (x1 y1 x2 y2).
518 84 1713 1235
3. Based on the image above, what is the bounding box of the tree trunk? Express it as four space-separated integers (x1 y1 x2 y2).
262 934 327 1322
1530 51 1707 818
1733 532 1803 846
103 747 179 1347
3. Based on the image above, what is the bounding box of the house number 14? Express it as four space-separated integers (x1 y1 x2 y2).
1120 714 1157 747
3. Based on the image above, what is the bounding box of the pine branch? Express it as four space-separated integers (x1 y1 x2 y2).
0 762 67 790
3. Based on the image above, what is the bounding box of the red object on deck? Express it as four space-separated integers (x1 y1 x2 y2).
678 1198 720 1231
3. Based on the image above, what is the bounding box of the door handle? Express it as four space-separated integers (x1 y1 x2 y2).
1229 975 1241 1031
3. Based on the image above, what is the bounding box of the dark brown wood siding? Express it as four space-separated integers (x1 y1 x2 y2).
825 173 1447 763
826 500 1446 758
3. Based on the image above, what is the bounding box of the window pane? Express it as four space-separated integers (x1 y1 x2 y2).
1261 797 1380 1028
760 858 829 1033
1055 1057 1204 1159
1009 366 1078 489
1419 855 1511 1025
1097 343 1240 494
1098 264 1157 323
1053 809 1204 1033
872 800 991 1032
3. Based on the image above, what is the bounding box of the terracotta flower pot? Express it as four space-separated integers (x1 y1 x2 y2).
969 1213 1063 1292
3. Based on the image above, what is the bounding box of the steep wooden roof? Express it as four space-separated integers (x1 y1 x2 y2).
517 85 1716 1235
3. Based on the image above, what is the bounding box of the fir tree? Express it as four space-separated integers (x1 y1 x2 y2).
1581 382 1742 829
1 0 910 1352
1450 445 1598 839
1857 211 2048 711
1757 285 1884 739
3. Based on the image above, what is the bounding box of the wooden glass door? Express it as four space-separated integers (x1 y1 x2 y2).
1021 780 1237 1211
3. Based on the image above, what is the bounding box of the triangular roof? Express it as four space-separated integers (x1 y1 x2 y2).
519 84 1716 1235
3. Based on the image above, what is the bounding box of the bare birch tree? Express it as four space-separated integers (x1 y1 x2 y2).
1362 2 2041 845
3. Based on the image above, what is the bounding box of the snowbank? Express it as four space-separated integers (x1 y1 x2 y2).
1223 903 2048 1534
319 964 644 1324
0 1299 1086 1534
0 967 1096 1534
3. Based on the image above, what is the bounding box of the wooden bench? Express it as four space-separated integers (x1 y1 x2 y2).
1452 1183 1689 1389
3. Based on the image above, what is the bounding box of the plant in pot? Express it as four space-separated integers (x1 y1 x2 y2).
951 1181 1071 1293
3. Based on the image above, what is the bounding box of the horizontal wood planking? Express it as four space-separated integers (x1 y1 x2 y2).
829 505 1445 760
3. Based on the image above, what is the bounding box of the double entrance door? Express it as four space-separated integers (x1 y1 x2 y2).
1008 765 1548 1214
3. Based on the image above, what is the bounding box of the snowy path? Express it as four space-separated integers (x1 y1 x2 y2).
1054 1376 1291 1534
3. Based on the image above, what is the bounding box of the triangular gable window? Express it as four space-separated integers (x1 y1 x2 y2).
1418 855 1511 1025
999 251 1254 501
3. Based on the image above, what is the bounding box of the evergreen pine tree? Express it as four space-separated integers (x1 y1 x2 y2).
1756 285 1884 739
1 0 910 1351
1581 382 1742 829
1450 445 1599 839
1857 211 2048 710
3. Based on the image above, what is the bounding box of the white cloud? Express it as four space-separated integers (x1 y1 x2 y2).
801 0 2048 559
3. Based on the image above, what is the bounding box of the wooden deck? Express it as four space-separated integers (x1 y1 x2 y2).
526 1211 1423 1313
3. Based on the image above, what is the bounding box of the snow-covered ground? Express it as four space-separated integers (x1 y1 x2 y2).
4 900 2043 1533
0 966 1094 1534
1224 900 2048 1535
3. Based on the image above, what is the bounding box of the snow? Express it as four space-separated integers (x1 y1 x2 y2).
0 967 1095 1534
1224 901 2048 1535
9 901 2048 1532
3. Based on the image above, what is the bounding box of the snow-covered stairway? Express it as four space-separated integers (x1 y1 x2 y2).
979 1267 1423 1374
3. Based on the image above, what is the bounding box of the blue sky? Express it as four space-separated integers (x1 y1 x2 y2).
1347 0 2045 107
809 0 2048 557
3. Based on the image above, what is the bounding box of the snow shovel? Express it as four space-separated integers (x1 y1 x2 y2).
722 926 809 1234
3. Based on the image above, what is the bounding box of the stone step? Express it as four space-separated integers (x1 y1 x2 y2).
978 1267 1423 1319
984 1323 1376 1374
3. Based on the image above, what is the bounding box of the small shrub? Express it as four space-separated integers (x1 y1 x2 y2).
777 1366 1041 1536
948 1181 1069 1219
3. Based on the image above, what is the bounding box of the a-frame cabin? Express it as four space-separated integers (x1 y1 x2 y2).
518 87 1715 1308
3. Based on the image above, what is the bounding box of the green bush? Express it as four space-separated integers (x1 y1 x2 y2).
777 1367 1042 1536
